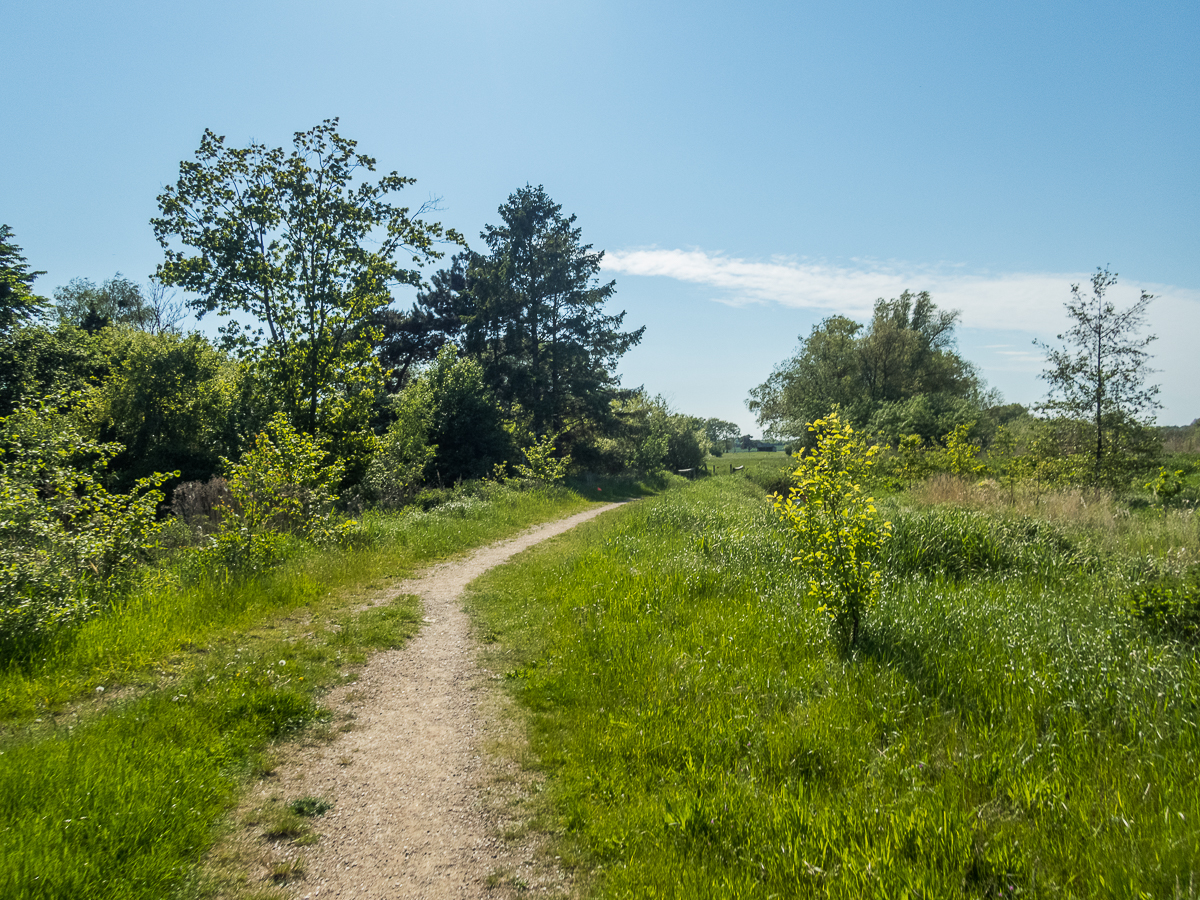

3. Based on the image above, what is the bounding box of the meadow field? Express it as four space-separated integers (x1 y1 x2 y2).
468 470 1200 898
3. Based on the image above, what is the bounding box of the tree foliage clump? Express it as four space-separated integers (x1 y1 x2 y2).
450 185 644 446
53 274 186 335
0 225 49 333
773 412 890 648
221 412 347 544
1035 267 1160 485
152 119 460 463
595 392 709 474
748 291 987 445
0 403 172 645
82 330 244 489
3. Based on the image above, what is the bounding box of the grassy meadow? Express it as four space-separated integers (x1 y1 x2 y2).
467 471 1200 898
0 480 637 900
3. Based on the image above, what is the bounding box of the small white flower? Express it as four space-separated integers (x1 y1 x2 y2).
94 686 105 694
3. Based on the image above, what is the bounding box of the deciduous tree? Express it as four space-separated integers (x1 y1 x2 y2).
1035 267 1160 484
748 292 985 444
152 120 461 456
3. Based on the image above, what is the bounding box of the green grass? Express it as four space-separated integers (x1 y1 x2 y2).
0 479 635 900
0 482 601 722
467 477 1200 898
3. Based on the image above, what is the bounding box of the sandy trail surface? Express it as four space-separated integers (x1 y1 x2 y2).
266 503 623 900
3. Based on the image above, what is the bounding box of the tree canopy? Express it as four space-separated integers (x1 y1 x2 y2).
1035 267 1159 483
454 185 645 439
152 119 461 448
0 225 48 333
747 291 986 444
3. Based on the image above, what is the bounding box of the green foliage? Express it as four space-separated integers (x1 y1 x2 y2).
1036 267 1161 485
454 185 645 443
222 412 347 543
0 322 109 417
82 330 242 488
773 412 890 646
703 417 741 455
513 431 571 483
1128 563 1200 641
868 392 984 447
52 273 165 333
748 292 984 442
153 119 460 455
289 796 333 817
894 432 934 484
0 403 171 646
664 413 708 471
360 384 438 507
0 225 49 333
941 421 983 476
1145 465 1186 504
595 392 709 475
406 344 514 484
602 392 670 474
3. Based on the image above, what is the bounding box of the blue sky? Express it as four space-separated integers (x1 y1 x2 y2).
5 0 1198 431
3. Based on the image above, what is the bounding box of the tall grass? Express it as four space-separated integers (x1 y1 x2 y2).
0 480 614 899
911 472 1200 563
467 477 1200 897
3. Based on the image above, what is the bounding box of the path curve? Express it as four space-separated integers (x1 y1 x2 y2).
272 502 624 899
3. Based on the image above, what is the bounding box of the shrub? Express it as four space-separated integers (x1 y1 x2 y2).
221 413 347 544
0 402 172 644
773 412 890 648
1128 564 1200 641
513 432 571 483
941 421 983 476
360 388 437 508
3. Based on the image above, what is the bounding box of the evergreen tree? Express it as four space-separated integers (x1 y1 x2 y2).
459 186 644 438
0 225 49 333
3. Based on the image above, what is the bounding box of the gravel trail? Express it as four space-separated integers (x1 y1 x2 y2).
267 503 623 899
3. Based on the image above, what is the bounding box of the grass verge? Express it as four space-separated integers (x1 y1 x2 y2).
466 476 1200 898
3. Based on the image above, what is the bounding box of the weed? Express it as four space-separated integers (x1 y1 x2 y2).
288 796 333 817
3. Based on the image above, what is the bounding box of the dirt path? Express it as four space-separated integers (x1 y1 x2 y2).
261 503 623 900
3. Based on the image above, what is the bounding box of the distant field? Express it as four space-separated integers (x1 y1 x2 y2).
467 475 1200 898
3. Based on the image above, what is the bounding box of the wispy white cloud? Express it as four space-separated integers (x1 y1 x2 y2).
603 247 1200 421
602 247 1199 335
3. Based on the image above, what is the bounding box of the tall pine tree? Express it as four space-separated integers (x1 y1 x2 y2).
460 186 644 438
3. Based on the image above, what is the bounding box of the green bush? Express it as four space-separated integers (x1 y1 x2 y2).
360 385 437 507
774 412 889 647
222 412 347 543
1128 564 1200 641
0 402 171 646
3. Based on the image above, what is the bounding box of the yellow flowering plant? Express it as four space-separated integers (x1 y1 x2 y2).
773 412 890 648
